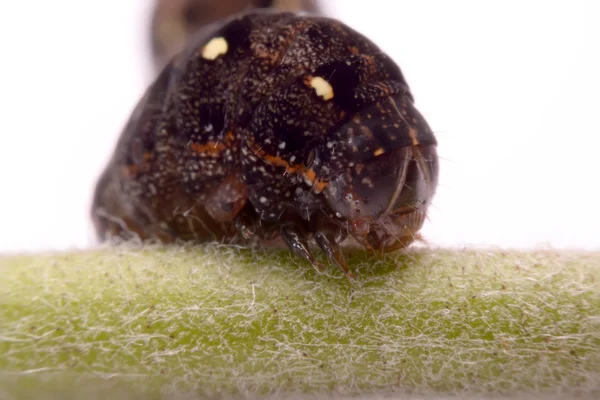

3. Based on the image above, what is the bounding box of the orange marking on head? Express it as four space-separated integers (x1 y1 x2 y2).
250 143 327 191
121 152 153 178
264 154 301 173
360 54 377 74
362 54 375 64
374 148 385 156
304 168 327 192
388 96 420 145
304 168 317 181
189 141 227 156
250 143 300 173
408 126 420 146
225 130 235 144
189 131 235 156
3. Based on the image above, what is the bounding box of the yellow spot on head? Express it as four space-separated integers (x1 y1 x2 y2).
374 148 385 156
310 76 334 101
202 37 228 60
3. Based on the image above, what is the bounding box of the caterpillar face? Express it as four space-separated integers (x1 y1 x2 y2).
151 0 321 70
94 11 438 278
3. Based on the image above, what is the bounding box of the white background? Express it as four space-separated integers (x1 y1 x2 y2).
0 0 598 254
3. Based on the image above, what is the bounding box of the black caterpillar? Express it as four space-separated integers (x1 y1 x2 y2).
92 11 439 278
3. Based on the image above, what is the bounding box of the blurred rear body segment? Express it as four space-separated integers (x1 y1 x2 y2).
151 0 321 70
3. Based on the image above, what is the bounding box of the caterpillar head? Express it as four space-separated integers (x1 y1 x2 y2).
318 93 439 251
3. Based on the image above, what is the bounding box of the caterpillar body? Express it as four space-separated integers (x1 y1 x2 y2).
92 11 439 278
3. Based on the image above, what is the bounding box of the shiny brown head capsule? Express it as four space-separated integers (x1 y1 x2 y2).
151 0 321 70
93 11 438 278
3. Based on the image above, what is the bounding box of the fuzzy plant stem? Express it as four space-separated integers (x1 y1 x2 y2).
1 245 599 399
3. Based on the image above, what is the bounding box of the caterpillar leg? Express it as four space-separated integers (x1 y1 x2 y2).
280 225 324 273
315 232 355 279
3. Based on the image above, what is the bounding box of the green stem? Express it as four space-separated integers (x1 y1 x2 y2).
1 246 599 399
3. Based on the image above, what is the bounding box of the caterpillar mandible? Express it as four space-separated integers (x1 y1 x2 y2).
92 11 439 278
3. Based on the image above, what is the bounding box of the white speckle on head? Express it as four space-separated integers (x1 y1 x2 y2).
259 196 268 204
361 177 374 188
202 37 228 60
310 76 334 100
278 141 286 149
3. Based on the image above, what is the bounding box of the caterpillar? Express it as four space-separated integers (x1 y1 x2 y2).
92 11 439 278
